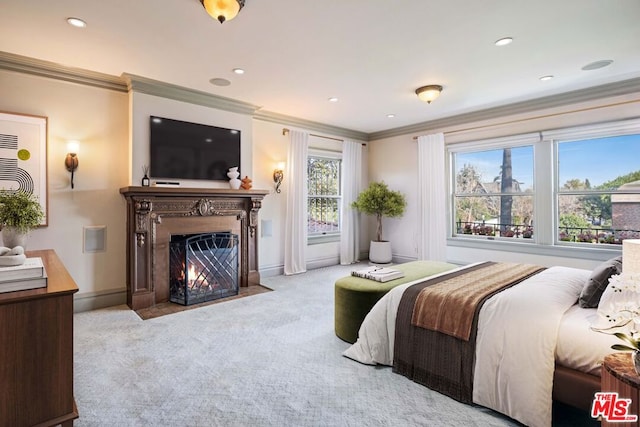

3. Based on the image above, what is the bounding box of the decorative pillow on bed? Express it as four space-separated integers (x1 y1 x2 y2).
578 256 622 308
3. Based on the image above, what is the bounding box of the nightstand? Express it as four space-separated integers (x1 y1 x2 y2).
601 353 640 427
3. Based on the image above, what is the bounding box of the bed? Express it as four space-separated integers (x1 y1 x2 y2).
343 261 622 427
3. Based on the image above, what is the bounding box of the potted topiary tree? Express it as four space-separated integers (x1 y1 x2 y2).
0 190 45 249
352 181 406 264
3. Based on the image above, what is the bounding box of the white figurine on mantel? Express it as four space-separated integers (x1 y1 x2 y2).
0 246 26 266
227 167 241 189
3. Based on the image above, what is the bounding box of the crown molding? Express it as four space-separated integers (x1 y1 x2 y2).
3 51 639 142
253 110 369 141
121 73 260 116
369 77 640 140
0 51 127 92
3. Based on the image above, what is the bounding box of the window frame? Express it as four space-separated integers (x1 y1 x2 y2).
307 149 342 244
446 118 640 257
448 133 539 243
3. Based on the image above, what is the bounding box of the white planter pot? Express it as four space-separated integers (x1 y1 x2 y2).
1 226 29 249
369 240 392 264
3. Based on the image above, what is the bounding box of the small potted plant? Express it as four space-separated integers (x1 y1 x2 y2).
0 190 45 248
351 181 406 264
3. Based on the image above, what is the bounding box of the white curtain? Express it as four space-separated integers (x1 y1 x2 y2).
284 130 309 275
340 140 362 265
417 133 447 261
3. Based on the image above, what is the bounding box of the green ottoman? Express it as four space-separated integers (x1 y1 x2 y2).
334 260 457 344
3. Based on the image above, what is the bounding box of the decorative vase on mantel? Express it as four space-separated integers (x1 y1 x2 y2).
227 167 241 190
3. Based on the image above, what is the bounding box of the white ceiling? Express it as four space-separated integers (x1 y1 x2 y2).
1 0 639 135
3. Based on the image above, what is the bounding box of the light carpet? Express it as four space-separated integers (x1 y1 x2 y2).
74 263 590 426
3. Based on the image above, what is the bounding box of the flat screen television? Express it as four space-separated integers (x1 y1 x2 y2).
149 116 241 181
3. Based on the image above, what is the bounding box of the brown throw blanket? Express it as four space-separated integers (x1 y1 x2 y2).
393 262 545 403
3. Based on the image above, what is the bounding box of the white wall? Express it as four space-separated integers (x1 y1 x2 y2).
368 92 640 269
0 69 129 308
130 92 254 186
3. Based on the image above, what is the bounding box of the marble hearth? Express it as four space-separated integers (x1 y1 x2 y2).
120 186 269 311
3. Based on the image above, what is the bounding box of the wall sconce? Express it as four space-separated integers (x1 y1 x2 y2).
273 162 284 193
65 141 80 189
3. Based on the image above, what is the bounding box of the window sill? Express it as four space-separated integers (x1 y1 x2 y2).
447 236 621 262
308 234 340 245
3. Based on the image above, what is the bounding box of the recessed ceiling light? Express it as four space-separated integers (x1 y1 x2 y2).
328 97 339 102
209 78 231 86
582 60 613 71
387 114 395 118
232 68 245 75
67 17 87 28
494 37 513 46
539 75 554 81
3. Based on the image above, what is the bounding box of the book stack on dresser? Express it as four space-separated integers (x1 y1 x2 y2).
0 257 47 293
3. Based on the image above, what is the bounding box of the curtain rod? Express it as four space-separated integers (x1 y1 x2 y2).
282 128 366 145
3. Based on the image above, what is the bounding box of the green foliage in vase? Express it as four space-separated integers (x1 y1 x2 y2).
351 181 406 242
0 190 45 233
612 332 640 352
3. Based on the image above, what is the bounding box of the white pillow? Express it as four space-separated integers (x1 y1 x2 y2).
591 273 640 334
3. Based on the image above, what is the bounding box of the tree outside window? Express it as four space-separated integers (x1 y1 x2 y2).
557 134 640 244
453 145 534 239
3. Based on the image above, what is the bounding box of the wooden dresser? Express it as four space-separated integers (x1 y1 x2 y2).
0 250 79 427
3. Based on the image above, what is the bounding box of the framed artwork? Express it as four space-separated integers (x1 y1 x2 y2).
0 111 48 226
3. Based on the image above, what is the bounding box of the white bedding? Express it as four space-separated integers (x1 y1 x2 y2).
556 304 618 375
343 264 614 427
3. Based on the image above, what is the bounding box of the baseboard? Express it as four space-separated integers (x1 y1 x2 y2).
392 254 418 264
74 288 127 313
259 264 284 278
259 255 342 279
306 255 340 270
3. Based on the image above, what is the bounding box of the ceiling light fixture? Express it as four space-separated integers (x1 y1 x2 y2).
328 97 339 103
200 0 245 24
415 85 443 104
494 37 513 46
539 75 554 81
66 17 87 28
233 68 245 74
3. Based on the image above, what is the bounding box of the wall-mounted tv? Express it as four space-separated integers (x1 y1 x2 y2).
149 116 241 181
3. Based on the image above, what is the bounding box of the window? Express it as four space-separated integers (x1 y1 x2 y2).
556 134 640 245
452 144 534 240
448 118 640 252
307 154 341 238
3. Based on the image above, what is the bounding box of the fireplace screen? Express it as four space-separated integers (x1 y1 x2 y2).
169 233 239 306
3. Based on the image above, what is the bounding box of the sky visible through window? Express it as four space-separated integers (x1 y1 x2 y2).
558 134 640 187
455 134 639 190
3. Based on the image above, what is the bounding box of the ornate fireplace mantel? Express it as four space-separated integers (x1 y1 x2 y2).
120 186 269 310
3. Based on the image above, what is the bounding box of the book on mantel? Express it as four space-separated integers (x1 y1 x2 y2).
0 257 48 293
351 266 405 283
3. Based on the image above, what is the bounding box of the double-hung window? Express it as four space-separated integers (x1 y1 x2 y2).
554 129 640 245
307 151 342 240
449 118 640 251
451 141 535 240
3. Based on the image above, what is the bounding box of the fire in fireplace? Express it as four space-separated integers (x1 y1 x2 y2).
169 232 239 305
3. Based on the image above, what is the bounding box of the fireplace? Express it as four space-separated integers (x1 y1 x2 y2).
169 232 239 305
120 186 269 311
